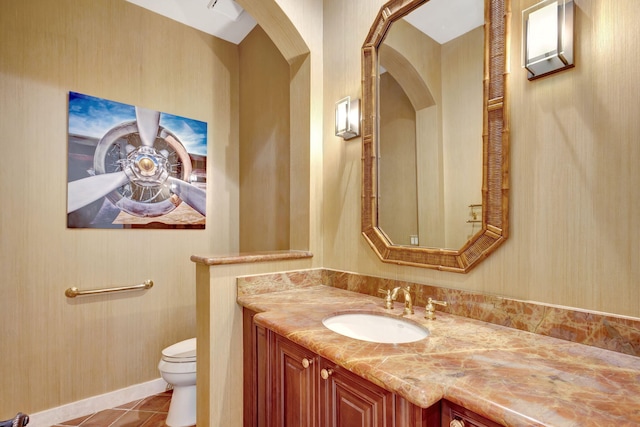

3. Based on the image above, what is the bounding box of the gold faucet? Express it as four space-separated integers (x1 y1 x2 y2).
425 297 448 320
391 286 414 315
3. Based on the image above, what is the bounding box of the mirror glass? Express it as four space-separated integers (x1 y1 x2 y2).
361 0 509 272
377 0 484 249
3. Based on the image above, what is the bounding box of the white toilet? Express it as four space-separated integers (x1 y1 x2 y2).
158 338 197 427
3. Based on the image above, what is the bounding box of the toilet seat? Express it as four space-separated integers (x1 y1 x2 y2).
158 358 196 374
161 338 196 363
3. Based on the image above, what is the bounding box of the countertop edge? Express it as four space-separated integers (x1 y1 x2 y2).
191 250 313 265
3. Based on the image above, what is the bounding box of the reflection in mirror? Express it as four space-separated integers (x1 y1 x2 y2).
361 0 510 272
377 0 484 250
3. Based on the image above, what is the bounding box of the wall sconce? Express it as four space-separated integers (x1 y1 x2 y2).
335 96 360 140
522 0 574 80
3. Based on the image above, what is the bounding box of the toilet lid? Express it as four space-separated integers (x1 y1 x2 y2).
162 338 196 362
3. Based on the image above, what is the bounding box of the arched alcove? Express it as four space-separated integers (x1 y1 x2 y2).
237 0 312 251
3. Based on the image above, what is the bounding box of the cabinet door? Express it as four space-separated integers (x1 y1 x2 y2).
318 359 394 427
441 400 503 427
272 333 319 427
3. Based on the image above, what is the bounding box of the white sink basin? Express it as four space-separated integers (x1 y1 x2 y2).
322 312 429 344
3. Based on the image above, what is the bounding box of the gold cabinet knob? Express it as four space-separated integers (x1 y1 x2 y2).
450 419 465 427
320 368 333 380
301 358 312 369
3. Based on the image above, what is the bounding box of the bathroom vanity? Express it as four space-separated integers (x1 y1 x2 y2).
243 308 503 426
238 282 640 426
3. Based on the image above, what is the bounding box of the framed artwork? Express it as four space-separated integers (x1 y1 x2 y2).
67 92 207 229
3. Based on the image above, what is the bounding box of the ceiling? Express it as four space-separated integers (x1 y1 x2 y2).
404 0 484 44
126 0 256 44
126 0 483 47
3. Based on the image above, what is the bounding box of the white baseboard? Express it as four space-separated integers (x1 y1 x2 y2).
28 378 167 426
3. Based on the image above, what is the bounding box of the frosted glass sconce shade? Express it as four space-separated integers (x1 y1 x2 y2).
335 96 360 140
522 0 574 80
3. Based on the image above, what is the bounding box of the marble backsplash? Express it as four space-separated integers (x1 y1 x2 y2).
237 268 640 357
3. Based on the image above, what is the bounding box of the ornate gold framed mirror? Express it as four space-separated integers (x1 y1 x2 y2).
361 0 510 272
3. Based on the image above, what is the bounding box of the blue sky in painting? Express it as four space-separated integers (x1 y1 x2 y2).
68 92 208 156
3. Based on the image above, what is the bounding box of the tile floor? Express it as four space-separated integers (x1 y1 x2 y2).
51 390 195 427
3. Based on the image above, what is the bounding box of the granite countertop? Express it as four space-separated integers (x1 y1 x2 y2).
237 284 640 427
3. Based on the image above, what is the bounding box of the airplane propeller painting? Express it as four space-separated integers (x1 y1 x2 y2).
67 92 207 229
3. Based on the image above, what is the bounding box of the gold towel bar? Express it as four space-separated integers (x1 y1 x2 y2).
65 280 153 298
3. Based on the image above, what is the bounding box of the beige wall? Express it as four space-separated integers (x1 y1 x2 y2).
236 0 323 253
0 0 239 417
239 26 291 252
323 0 640 318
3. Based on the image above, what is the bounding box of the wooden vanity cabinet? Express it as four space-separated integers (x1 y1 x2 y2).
243 308 485 427
244 308 430 426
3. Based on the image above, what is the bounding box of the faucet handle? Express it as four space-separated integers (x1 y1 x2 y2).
425 297 448 320
378 288 393 309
